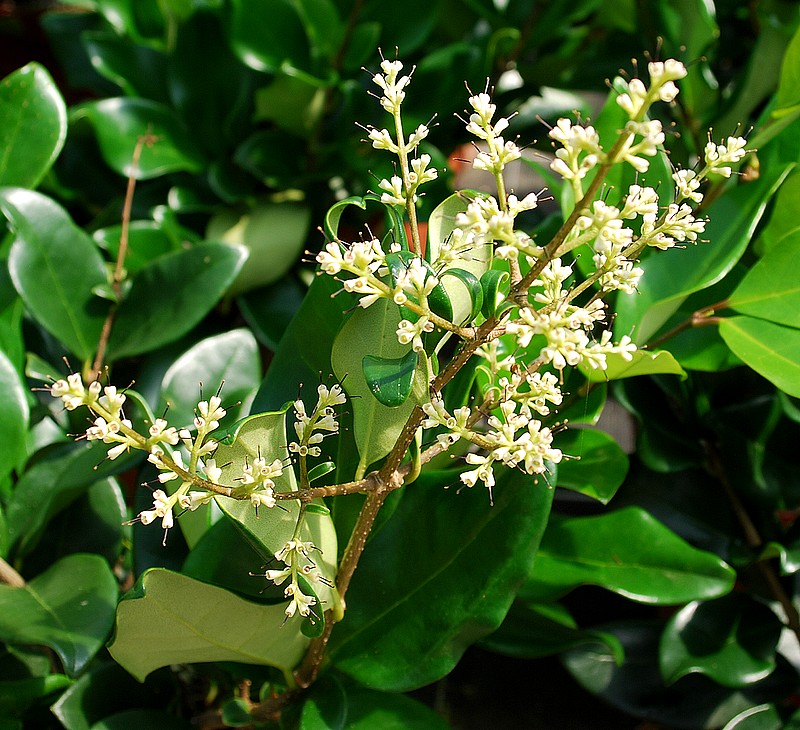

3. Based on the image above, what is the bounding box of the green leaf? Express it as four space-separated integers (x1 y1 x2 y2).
578 349 686 382
206 202 310 294
660 595 783 688
362 349 418 408
160 328 260 429
87 709 192 730
92 222 177 276
480 269 508 318
385 251 452 322
237 275 305 351
1 188 107 360
481 600 624 662
108 569 307 681
554 428 629 504
520 507 736 604
107 242 248 359
719 317 800 397
775 23 800 115
0 675 71 718
722 705 783 730
615 167 793 344
440 268 483 324
0 554 117 677
301 677 450 730
72 98 205 179
331 299 426 472
0 350 28 482
229 0 309 73
0 63 67 188
328 468 554 691
756 170 800 255
728 232 800 327
324 196 368 241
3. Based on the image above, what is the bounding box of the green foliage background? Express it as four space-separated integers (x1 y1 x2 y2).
3 0 800 728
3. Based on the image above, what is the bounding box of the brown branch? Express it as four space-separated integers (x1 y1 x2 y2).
0 556 25 587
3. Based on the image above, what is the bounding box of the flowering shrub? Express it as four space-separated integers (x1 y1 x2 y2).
5 2 800 728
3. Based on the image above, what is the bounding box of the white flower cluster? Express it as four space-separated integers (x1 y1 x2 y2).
465 92 522 175
289 383 347 461
549 118 604 181
422 396 563 493
261 540 331 620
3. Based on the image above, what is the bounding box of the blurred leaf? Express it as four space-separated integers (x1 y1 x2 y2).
93 221 177 275
554 428 628 504
0 349 28 483
481 600 624 661
73 98 205 179
237 275 305 351
0 554 117 677
160 328 260 429
615 167 793 345
756 171 800 255
331 300 427 473
774 23 800 115
660 595 783 688
1 188 107 360
578 349 686 382
719 317 800 398
722 704 782 730
0 63 67 189
301 677 450 729
88 709 192 730
728 232 800 327
328 468 553 691
206 201 310 294
0 675 71 718
230 0 309 72
108 569 307 681
107 242 248 359
520 507 735 604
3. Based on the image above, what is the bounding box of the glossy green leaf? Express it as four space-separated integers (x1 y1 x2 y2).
107 242 248 359
328 468 554 691
362 349 418 408
615 167 792 344
0 554 117 677
520 507 736 604
0 350 28 483
1 188 107 359
480 269 508 318
0 675 71 718
230 0 309 73
0 63 67 188
206 202 310 294
774 23 800 115
660 595 783 688
160 328 260 429
331 299 426 473
578 349 686 382
719 317 800 397
481 600 624 662
756 171 800 255
554 428 628 504
93 222 176 275
72 98 204 179
301 677 450 730
728 232 800 327
108 568 307 681
324 196 368 241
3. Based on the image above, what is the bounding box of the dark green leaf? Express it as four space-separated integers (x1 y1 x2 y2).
722 704 782 730
328 468 553 691
774 23 800 115
0 675 71 717
160 328 260 429
221 698 252 727
2 188 107 360
301 677 450 730
324 196 368 241
88 709 192 730
660 595 783 688
237 275 305 351
107 242 248 359
481 600 624 661
72 98 205 179
719 317 800 397
362 349 418 408
0 63 67 188
92 222 177 275
384 250 452 322
0 350 28 482
520 507 735 604
108 569 308 681
554 428 628 504
229 0 309 72
307 462 335 484
0 554 117 676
